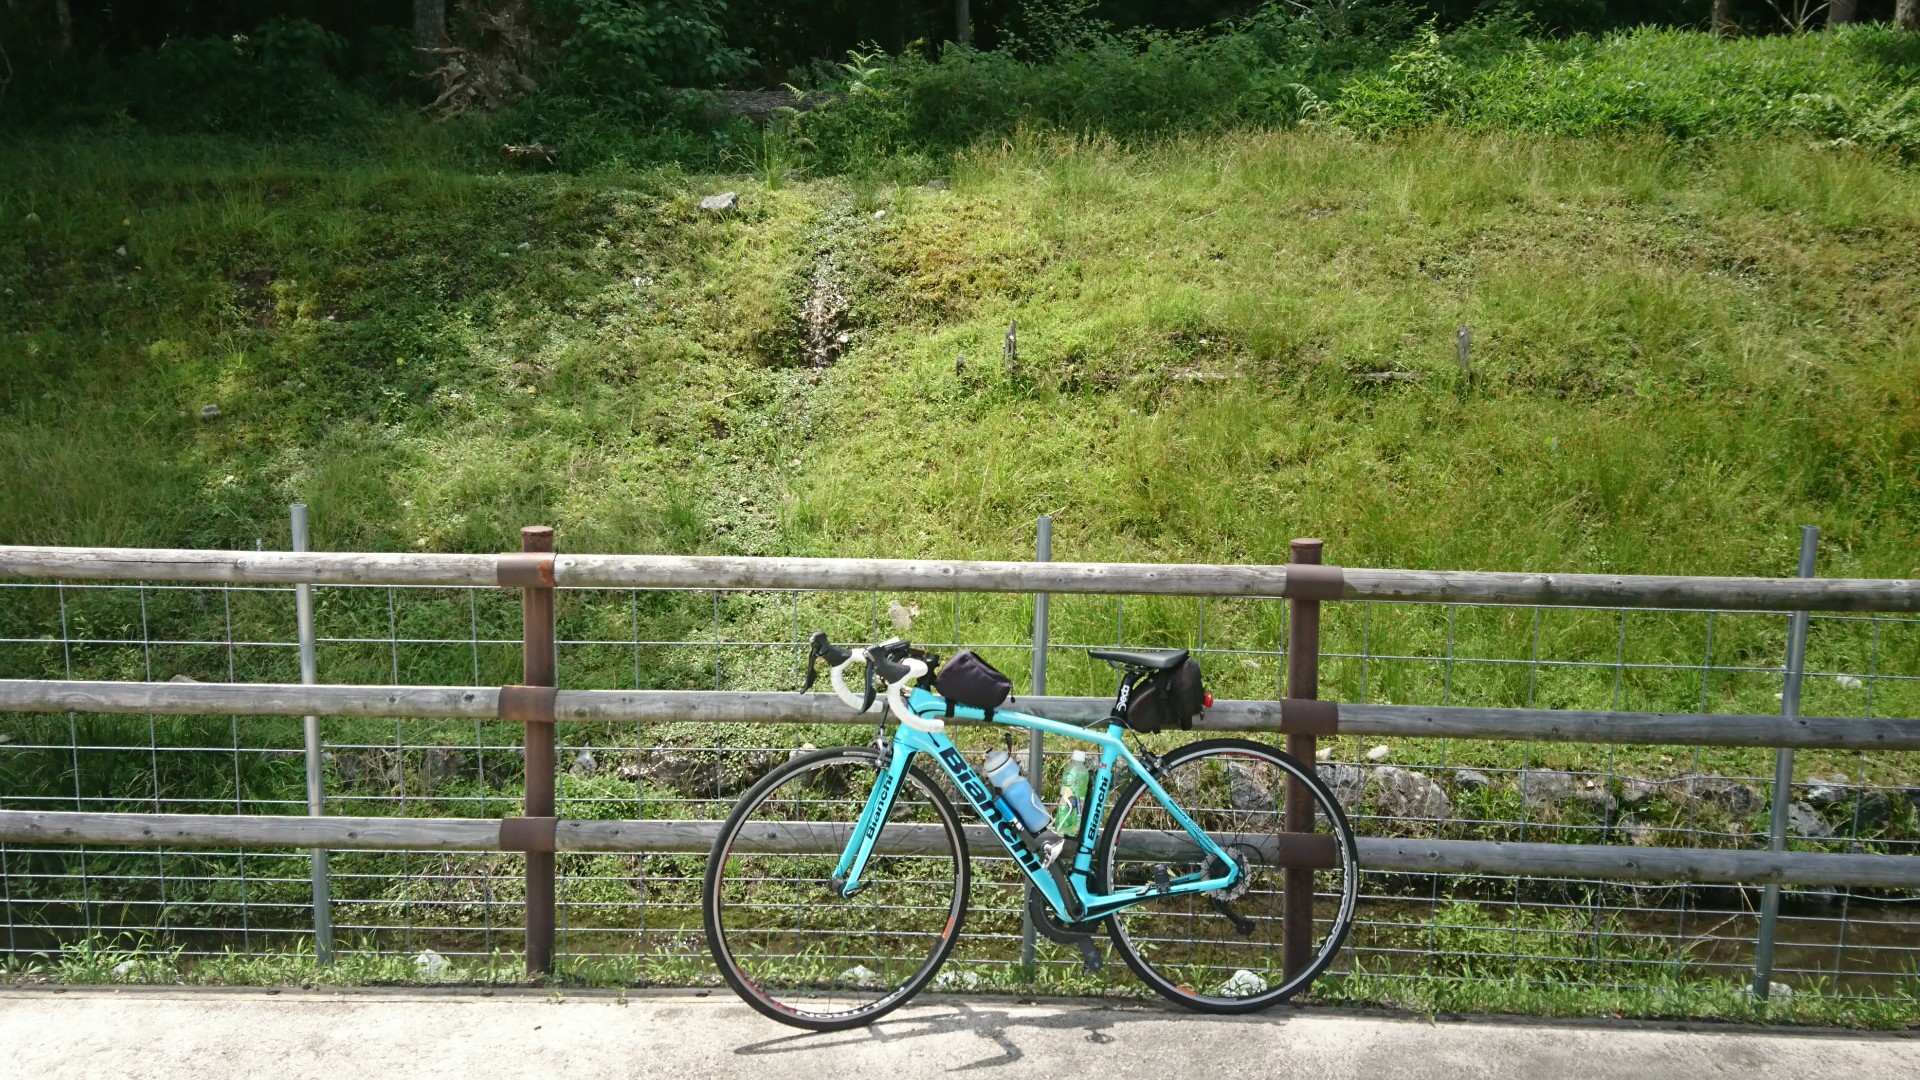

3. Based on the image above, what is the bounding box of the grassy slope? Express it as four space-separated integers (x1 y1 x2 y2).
3 125 1919 1015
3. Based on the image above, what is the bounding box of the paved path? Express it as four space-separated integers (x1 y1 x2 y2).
2 987 1916 1079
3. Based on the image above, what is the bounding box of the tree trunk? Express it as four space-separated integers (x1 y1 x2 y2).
1826 0 1855 24
956 0 971 45
55 0 74 53
1898 0 1919 31
1712 0 1737 37
414 0 450 70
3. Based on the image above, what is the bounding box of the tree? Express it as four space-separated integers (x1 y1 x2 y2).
956 0 970 45
1899 0 1918 30
55 0 73 53
1712 0 1737 35
414 0 450 69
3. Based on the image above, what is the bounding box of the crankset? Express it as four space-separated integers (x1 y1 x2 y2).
1026 888 1103 974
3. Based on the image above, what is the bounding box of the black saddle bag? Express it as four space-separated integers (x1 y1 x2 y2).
1126 658 1207 733
936 650 1013 716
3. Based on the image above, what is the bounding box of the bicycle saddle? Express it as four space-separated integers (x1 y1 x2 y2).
1086 647 1189 671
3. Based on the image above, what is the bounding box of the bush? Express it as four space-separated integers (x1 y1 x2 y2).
116 18 356 133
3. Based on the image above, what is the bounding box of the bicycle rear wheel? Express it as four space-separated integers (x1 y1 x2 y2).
702 745 970 1030
1094 738 1358 1013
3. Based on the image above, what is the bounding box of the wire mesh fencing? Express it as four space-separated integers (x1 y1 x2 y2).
1 572 1916 1003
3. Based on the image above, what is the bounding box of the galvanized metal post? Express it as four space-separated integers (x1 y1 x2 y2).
291 505 333 965
1020 515 1051 972
1753 525 1818 1001
1284 538 1323 981
521 526 558 980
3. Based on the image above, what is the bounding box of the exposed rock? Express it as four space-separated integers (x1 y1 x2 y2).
1453 769 1493 793
1368 766 1452 821
1787 801 1833 839
414 949 451 978
1314 746 1332 761
927 178 950 190
887 600 919 632
787 742 818 763
419 746 466 786
1364 744 1390 762
698 191 739 213
1520 770 1576 807
1619 777 1661 805
1804 778 1849 808
1679 775 1763 816
1226 764 1276 813
168 673 200 683
570 749 599 779
1618 816 1660 846
1317 764 1365 811
199 404 221 421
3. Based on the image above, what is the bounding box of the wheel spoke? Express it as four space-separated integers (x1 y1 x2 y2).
704 748 969 1030
1099 740 1356 1011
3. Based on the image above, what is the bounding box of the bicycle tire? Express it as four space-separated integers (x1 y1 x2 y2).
703 745 970 1031
1094 738 1358 1013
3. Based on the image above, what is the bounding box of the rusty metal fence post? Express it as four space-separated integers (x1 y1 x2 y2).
1283 537 1325 981
517 526 558 979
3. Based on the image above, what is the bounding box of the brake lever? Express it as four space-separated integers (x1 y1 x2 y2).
861 659 878 714
800 631 852 693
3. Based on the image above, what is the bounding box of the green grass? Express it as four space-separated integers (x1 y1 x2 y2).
3 68 1919 1017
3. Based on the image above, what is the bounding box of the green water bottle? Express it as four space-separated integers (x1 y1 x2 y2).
1053 750 1091 837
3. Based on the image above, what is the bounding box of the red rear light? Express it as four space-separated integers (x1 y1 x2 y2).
1203 691 1215 709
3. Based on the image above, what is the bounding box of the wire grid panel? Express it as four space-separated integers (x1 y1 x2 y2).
0 579 1917 999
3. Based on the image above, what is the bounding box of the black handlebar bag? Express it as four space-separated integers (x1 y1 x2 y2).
935 650 1013 717
1126 659 1206 733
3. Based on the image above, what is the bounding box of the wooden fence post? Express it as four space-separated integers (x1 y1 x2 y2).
1284 537 1324 982
519 526 557 979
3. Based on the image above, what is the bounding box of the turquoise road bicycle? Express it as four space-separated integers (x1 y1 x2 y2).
702 634 1359 1030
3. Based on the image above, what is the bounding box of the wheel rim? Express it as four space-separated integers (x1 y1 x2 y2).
708 751 966 1024
1102 745 1357 1007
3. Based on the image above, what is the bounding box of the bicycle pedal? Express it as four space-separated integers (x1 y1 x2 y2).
1075 937 1103 975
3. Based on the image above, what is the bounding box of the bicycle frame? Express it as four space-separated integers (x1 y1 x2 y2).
830 687 1241 924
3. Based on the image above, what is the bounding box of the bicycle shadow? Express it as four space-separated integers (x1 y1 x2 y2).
731 997 1275 1071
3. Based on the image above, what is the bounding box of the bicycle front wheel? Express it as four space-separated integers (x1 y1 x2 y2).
1094 738 1358 1013
702 745 970 1030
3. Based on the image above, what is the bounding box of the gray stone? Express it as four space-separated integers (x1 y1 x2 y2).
1679 775 1763 816
1453 769 1494 793
698 191 739 213
419 746 466 786
926 178 950 190
1316 764 1365 811
1804 779 1849 809
1787 801 1833 839
1619 777 1661 805
1368 766 1452 821
570 749 598 779
1618 816 1660 846
168 674 200 683
199 404 221 421
1519 770 1576 807
1227 764 1276 814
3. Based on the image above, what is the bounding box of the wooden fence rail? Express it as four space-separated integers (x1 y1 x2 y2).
3 546 1918 610
3 810 1917 889
6 680 1920 751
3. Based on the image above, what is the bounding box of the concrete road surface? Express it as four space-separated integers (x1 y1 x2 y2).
2 986 1916 1079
